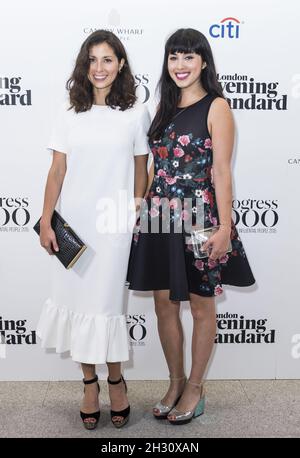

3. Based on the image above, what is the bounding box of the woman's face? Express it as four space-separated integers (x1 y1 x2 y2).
167 52 206 90
88 42 124 92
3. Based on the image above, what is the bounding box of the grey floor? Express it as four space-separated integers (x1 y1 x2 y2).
0 380 299 438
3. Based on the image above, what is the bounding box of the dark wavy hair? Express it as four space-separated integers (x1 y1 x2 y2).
148 28 224 141
66 30 136 112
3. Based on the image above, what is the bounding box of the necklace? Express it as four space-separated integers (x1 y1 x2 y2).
172 105 189 121
172 93 209 121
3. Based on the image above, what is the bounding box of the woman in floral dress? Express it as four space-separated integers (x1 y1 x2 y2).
126 28 255 425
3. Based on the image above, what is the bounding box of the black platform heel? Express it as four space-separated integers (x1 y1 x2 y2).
80 375 100 430
107 375 130 428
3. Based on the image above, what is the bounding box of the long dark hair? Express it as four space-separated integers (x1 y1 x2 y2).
148 28 224 141
67 30 136 112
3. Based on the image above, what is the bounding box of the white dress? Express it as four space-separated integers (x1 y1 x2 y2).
36 102 151 364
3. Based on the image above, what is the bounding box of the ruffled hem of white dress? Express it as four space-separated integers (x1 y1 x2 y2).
36 299 130 364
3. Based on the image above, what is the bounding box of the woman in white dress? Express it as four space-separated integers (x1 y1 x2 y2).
37 30 150 429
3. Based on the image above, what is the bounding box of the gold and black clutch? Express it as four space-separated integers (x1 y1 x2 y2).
33 210 87 269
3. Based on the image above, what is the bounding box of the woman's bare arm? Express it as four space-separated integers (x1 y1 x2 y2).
134 154 149 210
204 97 234 259
209 97 234 230
40 151 67 254
145 157 154 197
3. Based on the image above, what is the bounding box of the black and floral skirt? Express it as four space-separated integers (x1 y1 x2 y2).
126 212 255 300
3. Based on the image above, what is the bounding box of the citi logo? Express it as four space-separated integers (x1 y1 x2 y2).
209 17 241 39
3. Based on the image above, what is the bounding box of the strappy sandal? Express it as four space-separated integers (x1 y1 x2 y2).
80 375 100 430
107 374 130 428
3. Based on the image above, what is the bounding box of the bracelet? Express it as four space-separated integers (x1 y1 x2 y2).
219 224 231 230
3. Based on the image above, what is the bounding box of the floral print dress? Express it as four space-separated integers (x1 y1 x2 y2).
126 94 255 300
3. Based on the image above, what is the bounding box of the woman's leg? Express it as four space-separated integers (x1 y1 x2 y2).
80 363 100 425
168 293 216 416
107 362 129 422
153 290 186 412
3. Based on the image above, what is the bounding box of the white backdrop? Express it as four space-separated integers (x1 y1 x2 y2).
0 0 299 380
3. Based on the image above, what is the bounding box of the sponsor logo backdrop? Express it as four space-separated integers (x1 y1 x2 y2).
0 0 299 380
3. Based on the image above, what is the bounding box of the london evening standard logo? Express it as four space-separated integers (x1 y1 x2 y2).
209 17 242 39
126 314 146 347
218 73 287 110
216 313 275 344
232 199 278 235
0 76 32 106
0 316 36 358
0 197 30 232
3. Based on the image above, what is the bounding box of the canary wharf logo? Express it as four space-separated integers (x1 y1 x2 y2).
288 157 300 165
84 27 144 40
83 9 144 42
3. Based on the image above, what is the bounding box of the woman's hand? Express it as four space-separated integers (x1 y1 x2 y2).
202 226 231 261
134 197 143 224
40 220 59 255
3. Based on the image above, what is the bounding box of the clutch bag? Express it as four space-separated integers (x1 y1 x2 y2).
189 225 232 259
33 210 87 269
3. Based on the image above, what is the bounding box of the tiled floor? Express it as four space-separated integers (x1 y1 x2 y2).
0 380 299 438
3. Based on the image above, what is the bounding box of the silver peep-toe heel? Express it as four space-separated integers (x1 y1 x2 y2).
153 375 186 420
167 380 205 425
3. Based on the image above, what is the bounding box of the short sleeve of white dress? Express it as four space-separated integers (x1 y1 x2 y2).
133 104 151 156
47 102 70 155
